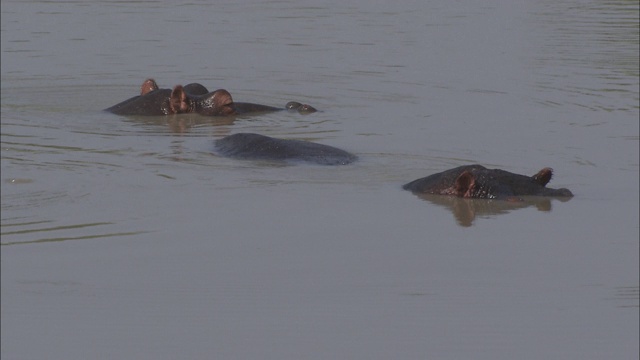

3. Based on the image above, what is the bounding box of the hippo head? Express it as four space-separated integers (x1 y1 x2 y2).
446 166 572 199
169 86 235 116
403 165 573 200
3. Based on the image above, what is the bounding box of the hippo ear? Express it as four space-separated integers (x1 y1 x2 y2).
140 78 159 95
532 167 553 186
170 85 190 113
211 89 233 107
454 170 475 197
208 89 235 115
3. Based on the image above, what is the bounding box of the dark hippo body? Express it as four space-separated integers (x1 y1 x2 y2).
403 165 573 200
214 133 357 165
105 79 317 116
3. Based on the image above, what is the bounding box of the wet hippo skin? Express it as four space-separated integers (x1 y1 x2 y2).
214 133 357 165
403 165 573 200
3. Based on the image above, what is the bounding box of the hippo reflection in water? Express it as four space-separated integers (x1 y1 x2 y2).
214 133 357 165
413 194 571 227
105 79 316 116
403 165 573 201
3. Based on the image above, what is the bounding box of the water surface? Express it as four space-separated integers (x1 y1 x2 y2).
2 0 638 359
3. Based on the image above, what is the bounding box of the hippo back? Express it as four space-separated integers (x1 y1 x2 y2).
214 133 357 165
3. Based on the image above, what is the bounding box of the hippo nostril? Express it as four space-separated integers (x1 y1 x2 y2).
285 101 317 114
298 104 317 113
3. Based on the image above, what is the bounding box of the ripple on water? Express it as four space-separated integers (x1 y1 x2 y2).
530 0 639 112
0 219 147 246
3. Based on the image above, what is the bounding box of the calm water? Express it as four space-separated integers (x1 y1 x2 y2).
2 0 638 359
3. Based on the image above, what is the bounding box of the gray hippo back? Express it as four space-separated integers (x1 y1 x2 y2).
214 133 357 165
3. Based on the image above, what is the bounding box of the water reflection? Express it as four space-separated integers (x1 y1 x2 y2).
121 113 236 134
411 194 573 227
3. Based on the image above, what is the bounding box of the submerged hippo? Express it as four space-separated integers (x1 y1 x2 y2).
214 133 357 165
105 79 233 116
403 165 573 200
105 79 316 116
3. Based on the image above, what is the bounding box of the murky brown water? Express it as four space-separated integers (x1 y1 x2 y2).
2 0 638 359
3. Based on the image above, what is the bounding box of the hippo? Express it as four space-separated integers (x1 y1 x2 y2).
105 79 228 116
105 79 317 116
403 165 573 200
214 133 357 165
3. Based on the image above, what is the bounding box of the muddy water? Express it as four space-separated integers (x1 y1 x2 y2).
1 0 638 359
